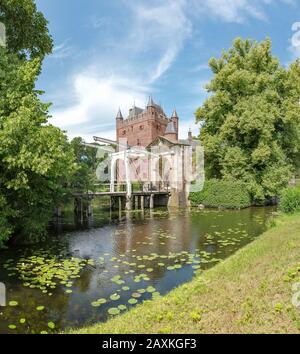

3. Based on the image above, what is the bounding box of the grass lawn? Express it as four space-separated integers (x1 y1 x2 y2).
69 212 300 334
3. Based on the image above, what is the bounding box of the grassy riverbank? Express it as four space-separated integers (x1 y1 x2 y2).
70 212 300 334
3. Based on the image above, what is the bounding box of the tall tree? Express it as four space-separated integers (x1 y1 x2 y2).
196 38 300 202
0 0 53 59
0 1 76 246
70 137 100 192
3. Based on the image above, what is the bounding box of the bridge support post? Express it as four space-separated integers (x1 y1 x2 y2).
141 196 144 210
118 197 122 213
86 201 93 217
54 207 62 218
126 196 132 211
74 198 82 217
150 194 154 209
135 196 139 210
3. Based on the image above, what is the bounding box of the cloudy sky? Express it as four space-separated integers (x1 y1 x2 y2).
35 0 300 142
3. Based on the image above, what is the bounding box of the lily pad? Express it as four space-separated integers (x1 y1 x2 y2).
118 304 127 311
36 306 45 311
9 301 18 307
48 322 56 330
146 286 156 293
97 298 107 304
128 298 138 305
108 307 120 315
110 294 120 301
131 292 141 298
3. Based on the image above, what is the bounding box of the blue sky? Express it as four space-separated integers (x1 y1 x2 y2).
35 0 300 141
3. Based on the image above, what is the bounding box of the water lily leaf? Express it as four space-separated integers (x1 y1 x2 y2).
110 294 120 301
48 322 56 329
36 306 45 311
8 324 16 330
118 304 127 311
97 298 107 304
108 307 120 315
167 266 175 270
128 298 138 305
9 301 18 307
146 286 156 293
19 318 26 324
131 292 141 298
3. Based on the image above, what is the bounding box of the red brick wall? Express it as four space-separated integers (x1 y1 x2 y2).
117 107 172 147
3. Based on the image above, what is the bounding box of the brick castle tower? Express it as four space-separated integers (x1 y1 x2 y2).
116 97 179 147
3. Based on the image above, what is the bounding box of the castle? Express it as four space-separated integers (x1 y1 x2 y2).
112 97 199 207
116 97 190 147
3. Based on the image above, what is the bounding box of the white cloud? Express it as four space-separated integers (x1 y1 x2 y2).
190 0 293 23
90 16 111 30
179 118 199 139
288 42 300 62
50 71 149 141
190 63 210 73
48 0 294 141
126 0 192 83
52 40 73 59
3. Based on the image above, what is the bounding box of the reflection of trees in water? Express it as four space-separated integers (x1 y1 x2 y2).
76 268 94 293
0 282 71 334
1 206 274 333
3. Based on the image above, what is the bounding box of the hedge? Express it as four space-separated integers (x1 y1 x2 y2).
279 186 300 214
189 179 252 209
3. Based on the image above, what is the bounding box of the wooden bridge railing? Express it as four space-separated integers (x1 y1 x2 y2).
93 182 170 193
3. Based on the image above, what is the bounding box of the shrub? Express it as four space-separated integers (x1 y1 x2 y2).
189 179 252 209
279 186 300 214
0 195 13 248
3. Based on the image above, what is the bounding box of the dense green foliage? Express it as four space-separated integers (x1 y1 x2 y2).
0 0 53 59
196 38 300 202
0 1 77 247
279 186 300 214
189 179 252 209
69 137 100 192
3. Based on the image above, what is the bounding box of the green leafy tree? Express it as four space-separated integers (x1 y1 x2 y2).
196 38 300 202
0 0 53 59
0 1 76 246
0 48 77 244
70 137 100 192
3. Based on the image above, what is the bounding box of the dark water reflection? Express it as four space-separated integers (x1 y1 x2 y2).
0 205 274 334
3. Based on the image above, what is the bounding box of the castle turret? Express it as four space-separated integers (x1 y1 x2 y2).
164 120 177 141
147 96 155 107
171 109 179 139
116 108 123 125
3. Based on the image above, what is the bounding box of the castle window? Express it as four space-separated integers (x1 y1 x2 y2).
122 130 126 135
137 139 140 146
140 125 143 130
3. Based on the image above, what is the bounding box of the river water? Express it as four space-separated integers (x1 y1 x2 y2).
0 205 274 333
